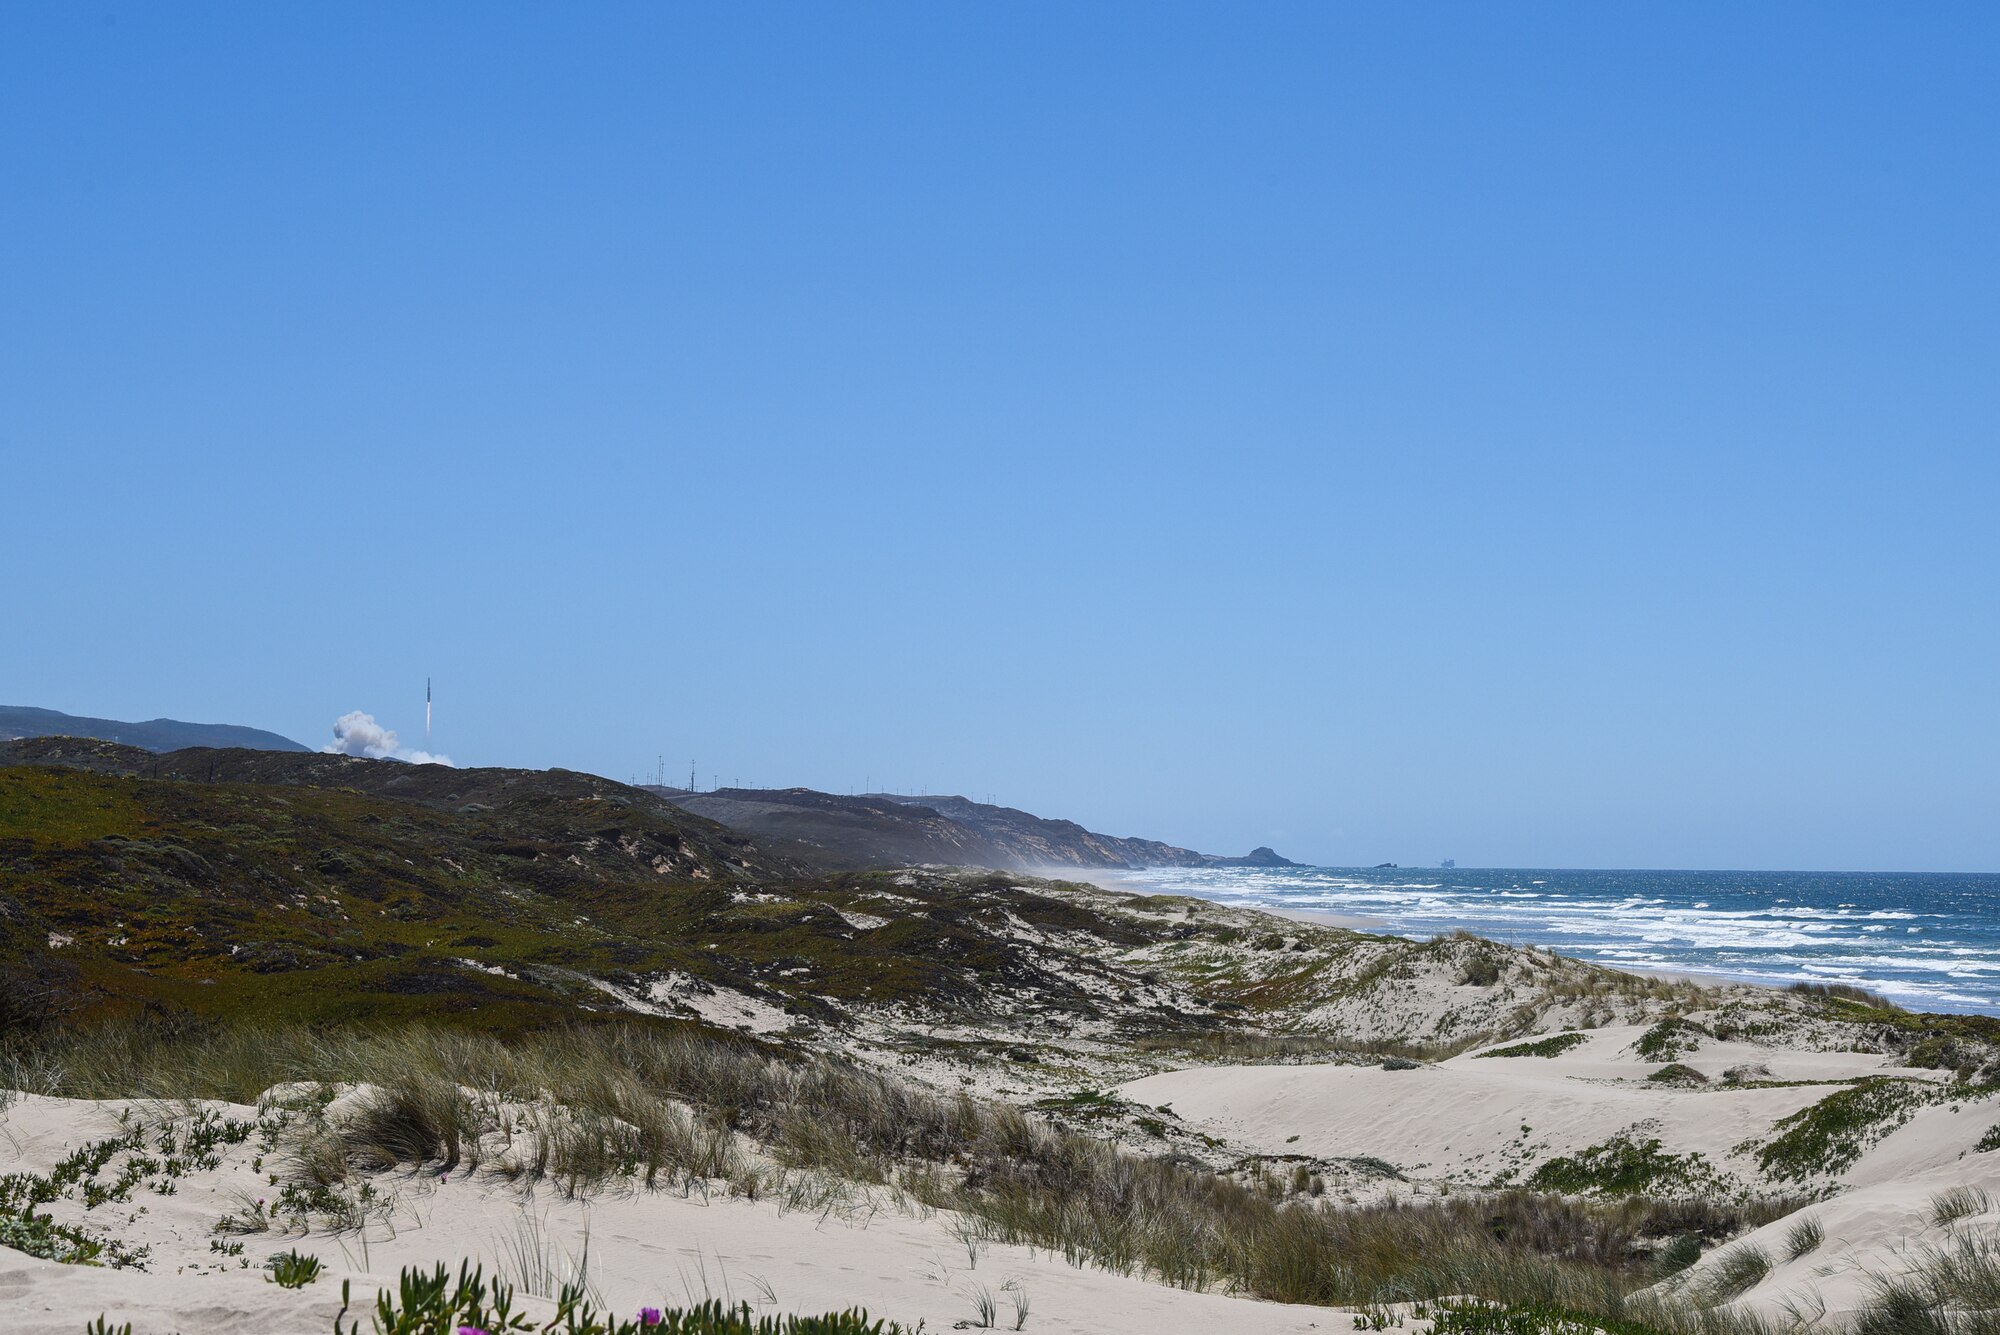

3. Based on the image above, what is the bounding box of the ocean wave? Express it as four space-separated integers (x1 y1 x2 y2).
1115 864 2000 1014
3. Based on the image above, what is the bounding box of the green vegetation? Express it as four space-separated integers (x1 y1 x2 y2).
1027 1089 1189 1141
0 760 1207 1032
1652 1234 1702 1279
1646 1064 1708 1086
1634 1019 1708 1062
1753 1077 1937 1181
1979 1123 2000 1153
1422 1302 1674 1335
1475 1033 1586 1060
1847 1231 2000 1335
1786 980 1902 1012
1928 1184 1990 1227
1694 1245 1770 1303
268 1249 324 1288
333 1264 911 1335
1525 1134 1722 1197
1783 1214 1822 1259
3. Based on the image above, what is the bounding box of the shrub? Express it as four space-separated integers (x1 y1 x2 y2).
1754 1078 1935 1182
1525 1135 1720 1197
1475 1034 1586 1060
1646 1065 1708 1087
1461 953 1504 987
1634 1020 1707 1063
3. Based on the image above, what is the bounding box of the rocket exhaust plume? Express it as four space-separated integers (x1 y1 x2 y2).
323 711 452 766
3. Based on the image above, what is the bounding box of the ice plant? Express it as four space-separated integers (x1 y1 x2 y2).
455 1327 488 1335
639 1308 663 1327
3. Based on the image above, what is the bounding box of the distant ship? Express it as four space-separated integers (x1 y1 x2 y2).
1440 859 1456 869
1373 861 1398 869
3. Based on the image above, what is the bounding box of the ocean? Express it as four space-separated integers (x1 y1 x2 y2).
1108 865 2000 1015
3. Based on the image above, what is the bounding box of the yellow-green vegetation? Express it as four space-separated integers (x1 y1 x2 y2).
0 768 151 844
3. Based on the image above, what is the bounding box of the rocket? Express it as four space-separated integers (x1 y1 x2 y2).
426 677 432 741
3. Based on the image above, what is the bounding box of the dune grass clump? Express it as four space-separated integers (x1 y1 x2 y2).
1787 981 1902 1013
1697 1245 1771 1304
1783 1214 1823 1259
1852 1231 2000 1335
1928 1185 1991 1228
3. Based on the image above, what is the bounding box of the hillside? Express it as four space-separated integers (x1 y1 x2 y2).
0 706 307 753
3 741 2000 1334
652 783 1301 871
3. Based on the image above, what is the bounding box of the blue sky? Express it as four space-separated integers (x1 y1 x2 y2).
3 4 1995 870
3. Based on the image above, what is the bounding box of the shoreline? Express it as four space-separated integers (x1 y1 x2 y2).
1032 865 1997 1018
1025 865 1388 931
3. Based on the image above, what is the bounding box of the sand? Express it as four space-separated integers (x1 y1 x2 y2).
0 1093 1368 1335
1117 1025 1977 1191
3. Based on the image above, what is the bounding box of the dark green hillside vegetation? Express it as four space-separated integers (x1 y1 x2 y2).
0 744 1211 1037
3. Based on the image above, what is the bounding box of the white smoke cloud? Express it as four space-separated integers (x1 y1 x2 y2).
322 710 454 766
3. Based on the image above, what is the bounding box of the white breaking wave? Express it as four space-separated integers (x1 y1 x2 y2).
322 710 453 766
1112 863 1996 1014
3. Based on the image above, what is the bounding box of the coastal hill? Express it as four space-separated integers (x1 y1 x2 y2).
0 705 307 754
1 737 1997 1332
651 783 1301 871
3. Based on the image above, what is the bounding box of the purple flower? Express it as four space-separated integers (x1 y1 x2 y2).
456 1326 489 1335
639 1309 663 1327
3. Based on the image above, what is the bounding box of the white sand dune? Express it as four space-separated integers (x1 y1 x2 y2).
1660 1145 2000 1322
1118 1025 1918 1188
0 1094 1364 1335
